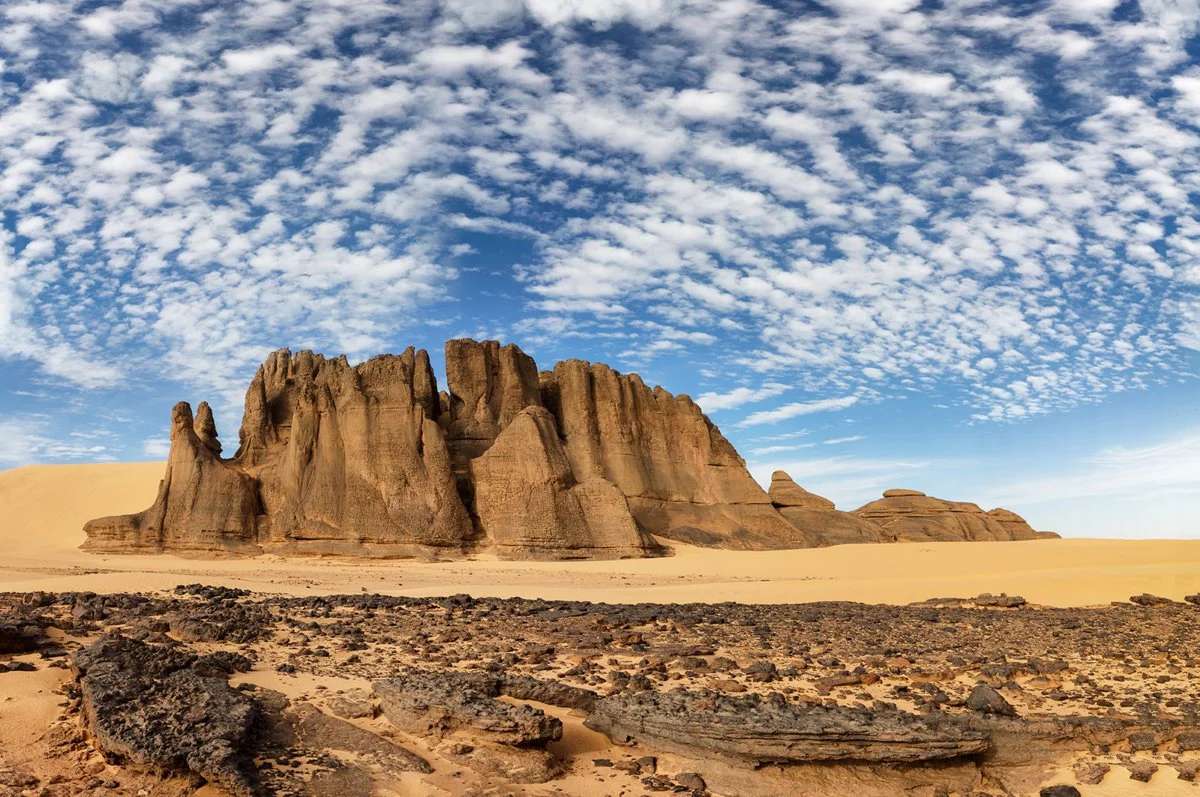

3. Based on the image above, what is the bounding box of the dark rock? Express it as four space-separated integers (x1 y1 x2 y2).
500 674 597 711
966 684 1017 716
585 688 989 764
373 668 561 747
1039 787 1081 797
973 593 1027 608
71 635 258 796
1128 761 1157 782
1129 594 1172 606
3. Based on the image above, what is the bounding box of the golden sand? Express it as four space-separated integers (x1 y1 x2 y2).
1 462 1198 606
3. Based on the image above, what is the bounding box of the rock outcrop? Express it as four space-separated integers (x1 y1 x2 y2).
82 338 1050 559
236 348 474 556
469 406 658 559
543 359 804 549
83 402 261 554
72 635 259 796
768 470 891 546
585 688 990 764
853 489 1042 542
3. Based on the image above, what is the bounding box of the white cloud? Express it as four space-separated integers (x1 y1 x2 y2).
222 44 299 74
878 69 956 96
989 430 1200 507
696 381 789 413
142 436 170 458
673 89 742 121
738 395 859 427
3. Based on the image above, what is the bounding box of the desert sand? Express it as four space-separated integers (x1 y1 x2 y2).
2 461 1198 605
3 462 1200 797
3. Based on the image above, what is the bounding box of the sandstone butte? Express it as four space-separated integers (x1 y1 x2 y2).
82 339 1054 560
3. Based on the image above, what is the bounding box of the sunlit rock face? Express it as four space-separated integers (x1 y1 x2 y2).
83 339 802 559
83 340 1053 559
852 489 1042 542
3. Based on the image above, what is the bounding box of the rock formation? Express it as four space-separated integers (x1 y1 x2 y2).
585 688 990 764
469 406 658 559
82 338 1051 559
83 339 802 559
768 470 891 545
542 359 802 549
83 402 261 554
853 489 1042 542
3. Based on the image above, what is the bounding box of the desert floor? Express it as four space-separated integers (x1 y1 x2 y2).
1 461 1197 606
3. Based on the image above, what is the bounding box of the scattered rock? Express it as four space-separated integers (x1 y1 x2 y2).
965 684 1017 717
1039 787 1081 797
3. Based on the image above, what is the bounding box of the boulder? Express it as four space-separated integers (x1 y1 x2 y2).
965 684 1017 716
82 402 260 554
72 635 259 796
469 406 660 559
769 470 892 546
373 668 561 747
853 489 1043 542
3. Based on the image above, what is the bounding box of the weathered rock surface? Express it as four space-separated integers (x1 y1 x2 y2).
83 402 261 553
469 406 659 559
374 668 562 747
544 358 804 549
237 348 474 556
853 489 1044 542
442 339 542 465
82 338 1048 558
585 688 990 764
374 667 564 783
71 635 258 795
768 470 891 546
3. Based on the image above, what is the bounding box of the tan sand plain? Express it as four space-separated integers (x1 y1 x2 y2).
1 462 1198 606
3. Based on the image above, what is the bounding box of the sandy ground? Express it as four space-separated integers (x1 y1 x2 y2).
2 461 1199 606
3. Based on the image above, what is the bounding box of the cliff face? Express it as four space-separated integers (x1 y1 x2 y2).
541 360 804 550
852 489 1041 542
84 339 799 559
233 348 474 556
81 339 1051 559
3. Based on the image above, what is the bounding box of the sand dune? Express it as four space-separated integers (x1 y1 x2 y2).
1 461 1198 606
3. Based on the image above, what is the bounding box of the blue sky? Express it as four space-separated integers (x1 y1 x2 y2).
1 0 1198 537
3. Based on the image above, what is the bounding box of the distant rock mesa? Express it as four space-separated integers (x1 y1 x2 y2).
83 340 1054 559
851 489 1053 542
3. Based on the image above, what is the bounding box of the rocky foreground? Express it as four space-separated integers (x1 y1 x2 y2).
2 589 1198 796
